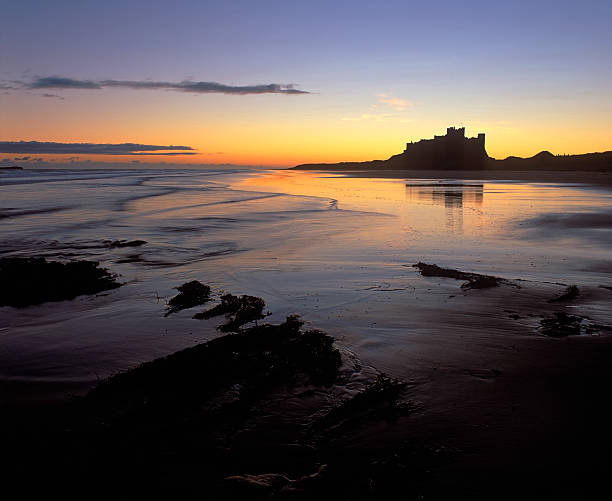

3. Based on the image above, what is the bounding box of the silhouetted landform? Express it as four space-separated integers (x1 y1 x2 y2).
413 262 506 290
0 257 121 307
0 165 23 170
164 280 211 316
294 127 612 171
548 284 580 303
193 293 267 331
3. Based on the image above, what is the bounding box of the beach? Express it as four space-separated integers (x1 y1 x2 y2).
2 167 612 498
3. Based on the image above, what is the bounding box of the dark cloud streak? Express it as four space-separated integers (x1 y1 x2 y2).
29 77 101 89
21 76 309 95
41 93 65 100
0 141 196 155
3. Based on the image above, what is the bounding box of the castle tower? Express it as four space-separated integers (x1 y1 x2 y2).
446 126 465 137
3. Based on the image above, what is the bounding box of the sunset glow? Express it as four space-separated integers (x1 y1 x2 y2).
2 1 611 168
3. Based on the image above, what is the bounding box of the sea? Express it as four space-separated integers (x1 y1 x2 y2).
2 167 612 390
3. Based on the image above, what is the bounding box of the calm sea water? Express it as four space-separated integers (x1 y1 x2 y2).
2 168 612 384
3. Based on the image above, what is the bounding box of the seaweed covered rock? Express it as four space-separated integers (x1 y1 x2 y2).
164 280 211 316
6 301 421 500
0 257 121 307
87 315 341 421
539 311 585 337
193 293 266 331
413 262 505 290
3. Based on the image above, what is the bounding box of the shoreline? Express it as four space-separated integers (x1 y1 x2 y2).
2 168 612 498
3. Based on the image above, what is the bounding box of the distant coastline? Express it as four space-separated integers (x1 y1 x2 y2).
293 127 612 173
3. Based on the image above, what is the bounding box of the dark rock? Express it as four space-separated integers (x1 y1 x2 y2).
413 262 504 290
0 257 121 307
106 239 147 248
193 293 266 331
461 275 502 290
164 280 211 316
86 315 341 420
539 312 584 337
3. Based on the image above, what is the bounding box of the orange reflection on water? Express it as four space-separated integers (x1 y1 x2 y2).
237 171 490 239
236 170 612 250
405 183 484 234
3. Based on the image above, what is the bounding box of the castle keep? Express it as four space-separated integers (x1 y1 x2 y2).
400 127 488 169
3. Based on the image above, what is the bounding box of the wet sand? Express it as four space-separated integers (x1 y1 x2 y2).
3 276 612 499
2 168 612 498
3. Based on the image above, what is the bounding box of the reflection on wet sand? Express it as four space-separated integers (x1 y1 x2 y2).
406 183 484 233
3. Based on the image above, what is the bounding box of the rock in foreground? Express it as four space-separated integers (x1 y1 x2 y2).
0 257 121 307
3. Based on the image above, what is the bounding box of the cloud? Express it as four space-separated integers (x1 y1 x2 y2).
29 77 101 89
377 93 413 110
18 76 309 95
40 93 65 100
0 141 196 155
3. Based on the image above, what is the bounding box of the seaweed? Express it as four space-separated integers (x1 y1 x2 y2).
413 262 505 289
193 293 266 331
87 315 341 419
164 280 211 316
0 257 121 307
539 312 584 337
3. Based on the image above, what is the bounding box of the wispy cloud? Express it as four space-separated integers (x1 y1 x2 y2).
15 76 309 95
0 141 196 155
30 77 100 89
40 93 65 100
377 93 413 111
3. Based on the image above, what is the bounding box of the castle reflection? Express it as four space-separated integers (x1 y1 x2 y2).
405 183 484 233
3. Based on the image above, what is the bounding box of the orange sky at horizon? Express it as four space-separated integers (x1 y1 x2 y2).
3 85 611 167
3 117 612 168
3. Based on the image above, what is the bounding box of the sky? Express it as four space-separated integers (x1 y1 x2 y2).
1 0 611 167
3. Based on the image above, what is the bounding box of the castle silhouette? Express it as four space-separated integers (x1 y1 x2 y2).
400 126 488 170
294 126 612 171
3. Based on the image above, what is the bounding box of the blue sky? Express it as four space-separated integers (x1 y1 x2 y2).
2 0 611 165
